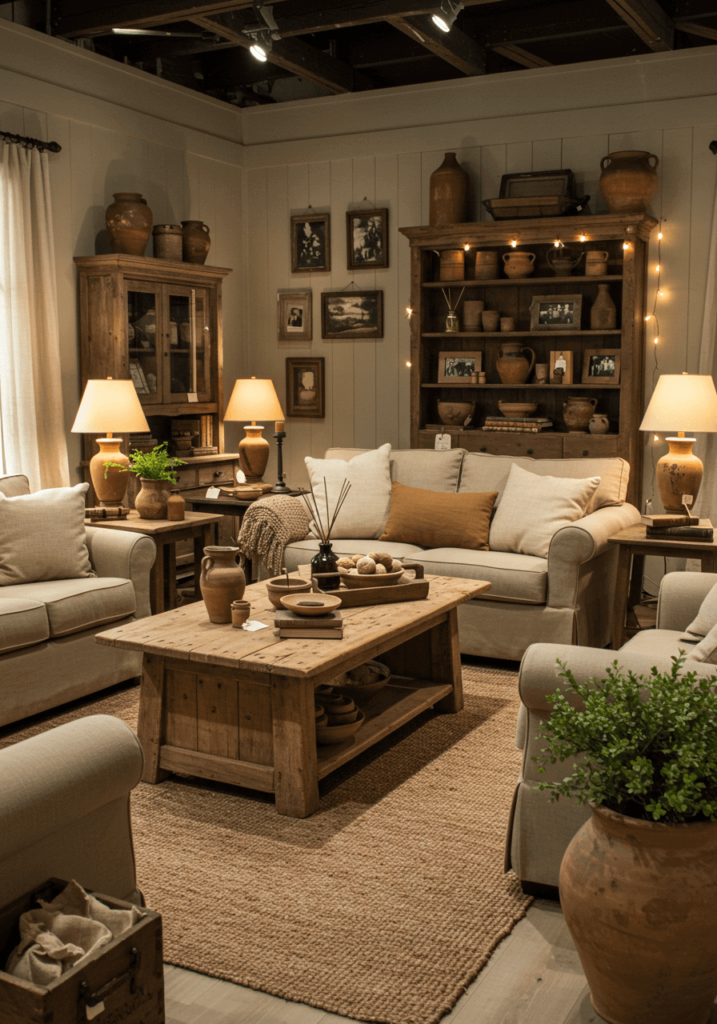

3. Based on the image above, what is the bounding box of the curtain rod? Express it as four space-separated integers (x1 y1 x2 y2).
0 129 61 153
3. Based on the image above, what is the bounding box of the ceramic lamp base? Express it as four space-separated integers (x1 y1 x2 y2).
656 437 703 512
90 437 129 507
239 426 270 484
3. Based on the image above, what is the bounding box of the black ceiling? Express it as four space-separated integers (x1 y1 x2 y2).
50 0 717 107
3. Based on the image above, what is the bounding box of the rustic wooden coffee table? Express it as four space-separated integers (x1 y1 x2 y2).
97 574 489 817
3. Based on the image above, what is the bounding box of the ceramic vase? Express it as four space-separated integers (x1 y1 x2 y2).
563 396 597 432
496 342 535 384
181 220 211 264
167 490 185 521
590 284 617 330
135 478 171 519
588 414 610 435
502 252 536 279
560 804 717 1024
106 192 153 256
599 151 659 214
200 546 246 623
429 152 469 226
311 542 340 592
586 250 609 276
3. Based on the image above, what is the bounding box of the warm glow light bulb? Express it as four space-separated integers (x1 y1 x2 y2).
654 434 659 441
654 337 659 344
554 239 560 248
464 244 470 251
405 360 411 367
658 290 664 297
655 264 660 272
645 314 652 321
510 239 517 248
623 241 629 250
658 231 663 239
579 234 586 242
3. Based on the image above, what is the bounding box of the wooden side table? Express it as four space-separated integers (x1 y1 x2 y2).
85 510 223 614
608 523 717 649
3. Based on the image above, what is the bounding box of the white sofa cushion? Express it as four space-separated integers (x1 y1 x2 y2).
0 599 50 654
0 483 93 586
685 623 717 665
305 443 392 539
684 582 717 638
323 447 465 493
414 549 548 603
0 578 136 638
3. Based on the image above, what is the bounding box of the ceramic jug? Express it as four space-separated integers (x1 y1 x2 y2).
563 396 598 433
429 152 469 226
181 220 211 264
586 250 609 276
502 252 536 279
547 247 584 277
106 192 153 256
496 342 535 385
599 151 659 214
589 414 610 435
590 284 617 330
200 546 246 623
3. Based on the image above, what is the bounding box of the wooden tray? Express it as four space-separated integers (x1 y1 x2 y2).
313 562 429 607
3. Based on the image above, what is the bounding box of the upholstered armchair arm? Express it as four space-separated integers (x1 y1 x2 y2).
85 527 156 619
656 571 717 631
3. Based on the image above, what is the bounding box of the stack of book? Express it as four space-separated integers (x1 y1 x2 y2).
641 513 714 541
129 433 157 452
482 417 553 434
275 608 344 639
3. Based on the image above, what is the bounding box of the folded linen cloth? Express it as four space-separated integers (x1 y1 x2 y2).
6 879 144 986
238 496 310 577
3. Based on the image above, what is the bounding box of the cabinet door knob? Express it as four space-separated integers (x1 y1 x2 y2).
480 446 487 452
583 450 589 456
527 448 533 455
213 470 222 477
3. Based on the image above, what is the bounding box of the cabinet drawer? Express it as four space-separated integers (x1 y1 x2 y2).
175 467 197 490
563 434 619 459
465 432 564 459
198 464 234 486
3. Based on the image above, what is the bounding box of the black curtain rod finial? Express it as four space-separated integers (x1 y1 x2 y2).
710 140 717 155
0 129 61 153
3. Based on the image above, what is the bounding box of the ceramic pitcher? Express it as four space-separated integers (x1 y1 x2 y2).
200 546 246 623
496 342 535 385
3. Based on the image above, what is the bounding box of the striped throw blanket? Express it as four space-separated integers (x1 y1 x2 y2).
238 496 311 577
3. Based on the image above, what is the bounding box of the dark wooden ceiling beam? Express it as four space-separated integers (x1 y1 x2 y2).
387 14 487 74
58 0 251 37
492 43 552 67
604 0 674 51
678 19 717 39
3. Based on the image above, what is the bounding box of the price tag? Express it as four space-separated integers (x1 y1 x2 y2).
187 393 198 403
236 468 247 484
242 620 269 632
86 1001 105 1020
434 432 452 451
205 486 221 498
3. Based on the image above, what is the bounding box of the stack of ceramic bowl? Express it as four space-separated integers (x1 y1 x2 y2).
315 693 365 744
334 660 390 702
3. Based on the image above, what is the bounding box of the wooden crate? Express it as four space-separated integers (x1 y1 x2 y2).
0 879 164 1024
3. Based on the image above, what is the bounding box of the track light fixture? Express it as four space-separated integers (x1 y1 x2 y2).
245 0 281 61
432 0 464 32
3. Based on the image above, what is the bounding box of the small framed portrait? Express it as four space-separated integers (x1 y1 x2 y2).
530 294 583 331
437 350 483 383
277 290 312 342
286 357 325 418
321 290 383 339
346 208 389 270
549 350 574 384
582 349 621 384
291 214 331 273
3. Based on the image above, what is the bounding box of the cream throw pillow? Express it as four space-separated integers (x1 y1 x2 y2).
685 623 717 665
489 464 601 558
0 483 94 586
304 443 392 540
685 583 717 638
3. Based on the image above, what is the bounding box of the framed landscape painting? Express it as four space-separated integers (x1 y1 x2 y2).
277 290 312 342
346 208 389 270
321 291 384 339
291 214 331 273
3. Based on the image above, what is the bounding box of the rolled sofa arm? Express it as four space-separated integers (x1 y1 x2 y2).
656 571 717 632
85 527 156 619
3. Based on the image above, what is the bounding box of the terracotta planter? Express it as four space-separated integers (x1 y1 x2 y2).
502 252 536 279
599 150 659 214
560 804 717 1024
563 395 597 432
135 478 171 520
429 152 469 226
590 284 617 330
496 342 535 384
181 220 211 264
200 546 246 623
106 192 153 256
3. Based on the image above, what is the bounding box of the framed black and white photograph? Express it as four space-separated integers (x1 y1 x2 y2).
277 290 312 342
530 294 583 331
291 214 331 273
582 348 621 384
346 208 389 270
286 357 325 418
437 350 482 383
321 290 383 339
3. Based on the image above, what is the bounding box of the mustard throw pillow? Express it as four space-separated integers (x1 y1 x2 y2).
380 482 498 550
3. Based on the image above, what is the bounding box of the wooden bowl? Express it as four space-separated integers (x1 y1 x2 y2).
341 568 404 589
327 708 360 725
498 401 538 418
316 709 365 745
265 576 311 609
315 713 328 727
280 592 342 615
334 660 391 701
320 694 355 714
437 401 475 427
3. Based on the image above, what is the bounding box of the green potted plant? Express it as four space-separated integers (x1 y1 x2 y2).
106 443 185 520
534 654 717 1024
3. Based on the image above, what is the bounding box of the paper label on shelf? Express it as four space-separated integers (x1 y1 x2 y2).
187 393 198 403
205 486 221 498
242 620 269 632
86 1001 105 1020
434 433 452 451
236 468 247 484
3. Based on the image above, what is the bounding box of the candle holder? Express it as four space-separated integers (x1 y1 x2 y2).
271 423 292 494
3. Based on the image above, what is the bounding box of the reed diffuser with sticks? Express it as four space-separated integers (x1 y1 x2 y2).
298 478 352 592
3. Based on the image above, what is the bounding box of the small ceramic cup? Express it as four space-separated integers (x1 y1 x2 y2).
231 599 251 628
535 363 549 384
481 310 500 332
469 372 478 384
463 300 485 331
478 371 487 384
500 317 516 332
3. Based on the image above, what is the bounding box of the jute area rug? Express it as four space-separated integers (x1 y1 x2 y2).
1 660 531 1024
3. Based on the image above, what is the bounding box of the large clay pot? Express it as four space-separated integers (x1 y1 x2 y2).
429 152 469 226
599 150 659 214
135 478 171 519
563 395 597 432
560 804 717 1024
496 342 535 385
437 401 475 426
200 546 246 623
590 284 617 330
106 192 153 256
181 220 211 264
502 252 536 279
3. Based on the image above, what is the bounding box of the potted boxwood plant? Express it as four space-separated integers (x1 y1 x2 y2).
106 443 185 519
534 654 717 1024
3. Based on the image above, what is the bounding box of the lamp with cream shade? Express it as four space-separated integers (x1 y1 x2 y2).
72 377 150 507
224 377 285 491
640 372 717 512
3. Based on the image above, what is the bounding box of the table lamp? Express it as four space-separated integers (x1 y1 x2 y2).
72 377 150 507
224 377 287 492
639 372 717 512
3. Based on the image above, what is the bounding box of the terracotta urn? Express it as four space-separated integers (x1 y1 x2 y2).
496 342 535 385
588 413 610 435
429 152 469 226
560 804 717 1024
599 150 659 214
106 192 153 256
135 478 172 519
181 220 211 264
200 546 246 623
502 252 536 279
563 395 597 432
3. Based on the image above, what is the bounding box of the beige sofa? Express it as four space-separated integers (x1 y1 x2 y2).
507 571 717 892
275 447 640 660
0 474 155 727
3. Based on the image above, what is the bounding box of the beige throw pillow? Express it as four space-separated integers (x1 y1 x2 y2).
685 583 717 638
0 483 94 586
685 623 717 665
489 464 600 558
304 443 392 540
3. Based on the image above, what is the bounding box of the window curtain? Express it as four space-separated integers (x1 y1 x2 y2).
0 141 69 490
693 158 717 524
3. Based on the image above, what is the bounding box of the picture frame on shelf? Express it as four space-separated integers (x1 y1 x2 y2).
346 208 389 270
582 349 621 384
277 290 312 342
321 290 383 339
549 350 574 384
530 294 583 331
291 213 331 273
286 357 325 418
438 350 482 383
